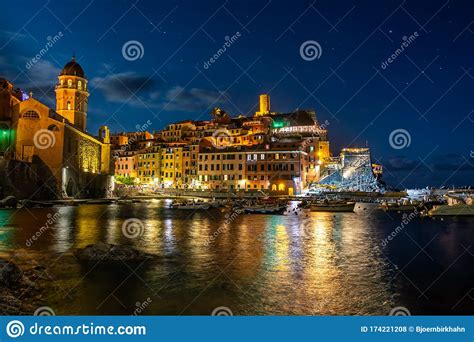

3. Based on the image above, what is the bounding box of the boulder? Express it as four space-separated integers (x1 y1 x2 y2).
0 196 18 208
74 243 154 263
0 259 22 288
0 288 27 315
0 258 39 315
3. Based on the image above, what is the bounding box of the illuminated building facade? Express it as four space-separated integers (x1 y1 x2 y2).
0 58 113 199
111 94 332 195
114 150 138 179
137 145 161 184
317 148 381 192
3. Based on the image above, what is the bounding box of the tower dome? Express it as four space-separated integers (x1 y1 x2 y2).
60 56 85 78
56 56 89 131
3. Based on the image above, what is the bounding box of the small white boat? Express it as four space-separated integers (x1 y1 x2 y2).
406 187 432 201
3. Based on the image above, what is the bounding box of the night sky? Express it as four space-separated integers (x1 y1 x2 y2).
1 0 473 188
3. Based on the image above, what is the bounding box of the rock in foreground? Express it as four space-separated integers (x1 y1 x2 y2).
0 258 40 315
0 259 23 287
74 242 154 263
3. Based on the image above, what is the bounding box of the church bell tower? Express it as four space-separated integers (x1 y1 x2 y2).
55 56 89 131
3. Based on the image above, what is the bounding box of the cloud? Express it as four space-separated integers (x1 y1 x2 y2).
17 59 61 105
385 156 418 171
0 30 29 42
382 153 474 188
91 72 227 112
162 86 227 111
431 153 474 171
90 72 157 105
385 154 474 172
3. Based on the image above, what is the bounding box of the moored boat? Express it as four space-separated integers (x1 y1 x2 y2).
242 205 287 215
353 202 380 213
169 200 210 210
379 199 419 212
309 201 355 212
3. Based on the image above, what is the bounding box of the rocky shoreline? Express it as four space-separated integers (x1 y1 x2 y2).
0 259 45 315
74 242 155 264
0 243 155 315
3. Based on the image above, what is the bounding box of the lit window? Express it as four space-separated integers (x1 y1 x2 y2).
67 101 71 110
22 110 40 119
67 79 72 87
78 80 82 90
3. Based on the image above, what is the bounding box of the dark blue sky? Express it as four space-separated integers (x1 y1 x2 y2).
1 0 473 188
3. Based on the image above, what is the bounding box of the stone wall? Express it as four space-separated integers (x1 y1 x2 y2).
0 158 59 200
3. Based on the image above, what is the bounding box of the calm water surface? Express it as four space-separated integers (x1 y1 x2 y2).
0 199 473 315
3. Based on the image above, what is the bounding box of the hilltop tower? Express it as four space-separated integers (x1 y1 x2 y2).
55 56 89 131
255 94 271 116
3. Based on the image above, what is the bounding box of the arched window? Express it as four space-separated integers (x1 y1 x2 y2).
22 110 40 119
60 79 64 86
67 79 72 87
67 101 71 110
47 124 60 132
77 80 82 90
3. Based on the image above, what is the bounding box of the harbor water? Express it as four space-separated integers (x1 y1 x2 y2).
0 199 473 315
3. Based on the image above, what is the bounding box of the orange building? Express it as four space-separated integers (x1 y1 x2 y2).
114 151 138 179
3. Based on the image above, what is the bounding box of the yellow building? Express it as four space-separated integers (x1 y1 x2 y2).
137 145 161 185
0 57 113 199
197 149 246 190
111 94 333 194
160 144 185 188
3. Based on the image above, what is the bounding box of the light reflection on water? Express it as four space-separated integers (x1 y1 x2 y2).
0 200 473 315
